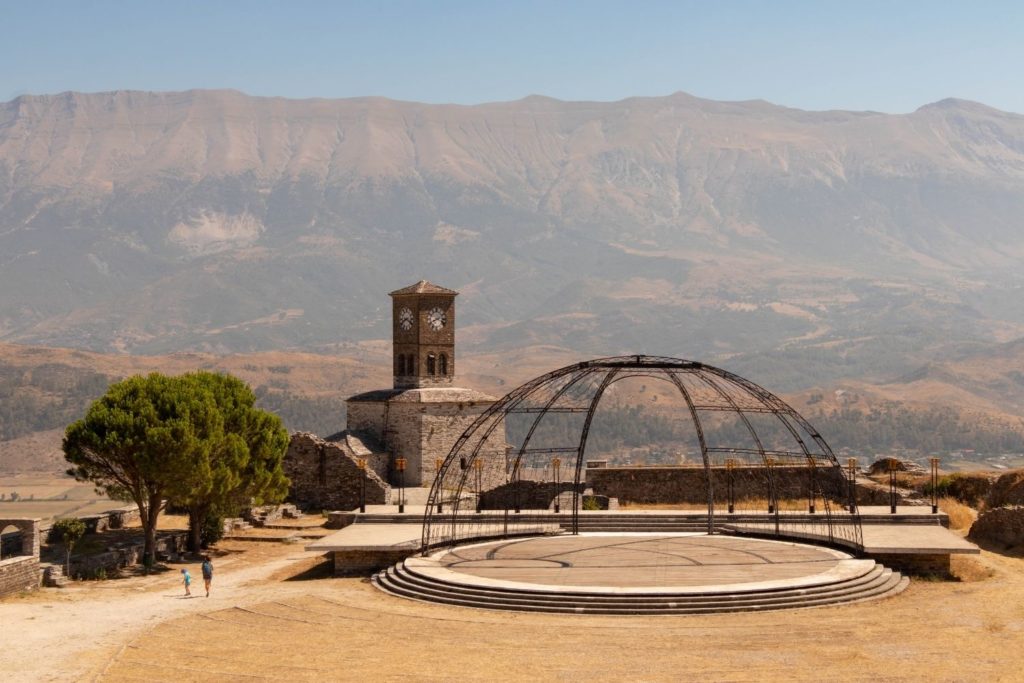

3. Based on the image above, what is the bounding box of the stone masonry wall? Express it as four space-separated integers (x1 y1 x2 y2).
69 531 187 578
480 481 584 510
588 465 849 505
0 518 41 558
346 401 386 442
386 400 506 487
0 556 41 597
284 432 391 511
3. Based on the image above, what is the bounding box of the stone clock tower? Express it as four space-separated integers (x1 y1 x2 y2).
390 281 457 388
338 280 506 488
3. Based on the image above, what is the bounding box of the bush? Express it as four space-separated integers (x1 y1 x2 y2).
51 518 86 576
924 473 994 507
200 511 225 548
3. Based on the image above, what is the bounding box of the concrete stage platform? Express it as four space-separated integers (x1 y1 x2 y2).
372 534 912 614
311 504 978 577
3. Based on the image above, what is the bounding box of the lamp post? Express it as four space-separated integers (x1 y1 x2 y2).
552 457 561 514
847 458 857 514
888 457 898 514
808 460 817 514
435 458 444 513
474 459 483 513
930 457 940 514
396 457 407 514
726 459 735 514
357 458 367 514
766 457 776 514
513 461 521 514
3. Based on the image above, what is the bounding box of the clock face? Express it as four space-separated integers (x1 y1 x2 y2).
398 307 414 331
427 306 447 331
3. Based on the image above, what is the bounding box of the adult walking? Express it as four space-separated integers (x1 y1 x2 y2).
201 555 213 597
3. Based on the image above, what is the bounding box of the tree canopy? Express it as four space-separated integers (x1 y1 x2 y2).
173 372 290 550
64 371 290 564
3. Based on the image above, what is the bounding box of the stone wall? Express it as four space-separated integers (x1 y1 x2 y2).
873 553 951 577
479 481 583 510
587 465 849 505
79 506 141 534
346 401 387 444
283 432 391 511
384 393 505 487
69 531 188 579
0 556 41 598
332 547 418 576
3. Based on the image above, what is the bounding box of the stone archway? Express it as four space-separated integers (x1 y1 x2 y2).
0 518 41 559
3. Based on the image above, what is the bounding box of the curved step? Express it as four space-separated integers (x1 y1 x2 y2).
372 560 907 615
396 561 888 604
372 573 906 615
384 564 894 609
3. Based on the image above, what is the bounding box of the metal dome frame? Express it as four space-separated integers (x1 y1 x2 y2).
422 355 862 552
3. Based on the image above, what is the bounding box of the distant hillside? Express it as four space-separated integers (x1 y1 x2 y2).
2 341 1022 475
1 90 1023 400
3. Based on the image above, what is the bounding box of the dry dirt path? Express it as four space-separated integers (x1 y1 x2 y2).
0 541 327 682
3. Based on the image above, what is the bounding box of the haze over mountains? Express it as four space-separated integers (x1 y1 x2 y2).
2 89 1024 423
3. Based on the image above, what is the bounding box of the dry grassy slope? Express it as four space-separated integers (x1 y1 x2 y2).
3 339 1023 476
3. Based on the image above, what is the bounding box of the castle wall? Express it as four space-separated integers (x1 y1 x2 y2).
587 465 848 505
386 398 505 487
346 401 387 442
0 556 41 597
0 518 41 597
283 433 391 511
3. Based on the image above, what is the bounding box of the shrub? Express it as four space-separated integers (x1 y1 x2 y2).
924 473 994 507
199 511 225 548
51 518 86 576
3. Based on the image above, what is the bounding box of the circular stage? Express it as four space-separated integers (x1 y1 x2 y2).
373 533 909 614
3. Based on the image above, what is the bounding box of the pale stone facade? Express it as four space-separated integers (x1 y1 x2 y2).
347 386 506 487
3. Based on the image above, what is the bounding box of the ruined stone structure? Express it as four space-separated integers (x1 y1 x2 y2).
0 518 41 597
284 432 391 511
283 280 506 508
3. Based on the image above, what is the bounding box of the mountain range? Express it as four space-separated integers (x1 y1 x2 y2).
2 89 1024 426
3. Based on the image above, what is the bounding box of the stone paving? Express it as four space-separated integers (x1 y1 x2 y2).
433 534 855 590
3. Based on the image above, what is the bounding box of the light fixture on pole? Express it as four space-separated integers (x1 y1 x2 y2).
396 457 407 514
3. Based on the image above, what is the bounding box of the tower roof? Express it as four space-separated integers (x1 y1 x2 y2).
389 280 459 297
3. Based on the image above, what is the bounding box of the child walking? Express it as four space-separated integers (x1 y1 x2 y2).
181 568 192 596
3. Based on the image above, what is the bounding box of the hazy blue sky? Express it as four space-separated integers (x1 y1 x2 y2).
4 1 1023 113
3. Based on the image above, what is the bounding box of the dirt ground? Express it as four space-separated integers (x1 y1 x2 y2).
3 538 1024 682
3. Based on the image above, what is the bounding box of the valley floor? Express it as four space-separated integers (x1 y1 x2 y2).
2 539 1023 682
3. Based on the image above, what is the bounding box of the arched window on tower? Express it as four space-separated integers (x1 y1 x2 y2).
439 353 448 375
395 355 403 375
427 353 436 376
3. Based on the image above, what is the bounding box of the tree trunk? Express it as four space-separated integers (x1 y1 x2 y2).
143 493 162 568
187 506 205 553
